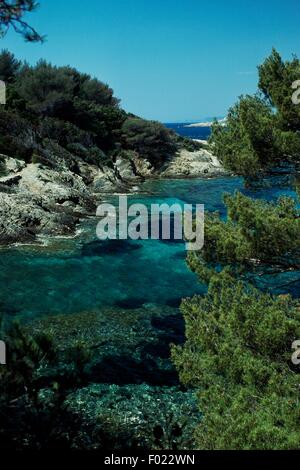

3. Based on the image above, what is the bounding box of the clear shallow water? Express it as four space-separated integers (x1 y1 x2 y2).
0 177 239 320
0 176 298 321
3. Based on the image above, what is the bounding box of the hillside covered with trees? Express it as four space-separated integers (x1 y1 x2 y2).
0 49 209 244
0 49 186 170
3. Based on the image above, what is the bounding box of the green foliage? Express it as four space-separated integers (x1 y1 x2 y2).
0 320 56 404
258 48 300 130
0 49 20 82
78 77 119 107
175 49 300 447
210 96 273 176
176 135 204 152
210 50 300 177
188 191 300 284
12 59 124 150
0 50 177 168
0 315 93 449
121 117 177 167
71 98 126 149
172 271 300 449
39 117 93 148
16 61 77 117
0 106 33 161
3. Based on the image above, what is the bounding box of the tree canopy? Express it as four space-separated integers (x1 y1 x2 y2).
121 117 177 167
187 191 300 288
0 49 180 167
210 50 300 178
172 271 300 449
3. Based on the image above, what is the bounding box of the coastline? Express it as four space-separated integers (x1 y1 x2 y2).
0 147 227 247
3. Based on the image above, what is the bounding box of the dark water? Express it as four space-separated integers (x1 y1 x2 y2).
165 123 211 140
0 176 298 321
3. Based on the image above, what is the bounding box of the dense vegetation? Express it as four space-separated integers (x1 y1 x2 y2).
0 50 190 173
188 191 300 286
0 316 83 449
172 271 300 449
209 50 300 179
172 195 300 449
172 51 300 449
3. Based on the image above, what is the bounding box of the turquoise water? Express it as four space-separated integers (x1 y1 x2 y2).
0 176 298 321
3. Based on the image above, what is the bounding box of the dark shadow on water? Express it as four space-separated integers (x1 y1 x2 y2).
115 298 146 309
151 314 185 344
115 296 202 311
165 297 183 308
88 314 185 386
160 238 185 245
89 354 179 386
172 251 187 261
81 239 143 257
0 303 21 317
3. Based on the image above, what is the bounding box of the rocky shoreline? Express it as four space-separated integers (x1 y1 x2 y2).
0 147 226 245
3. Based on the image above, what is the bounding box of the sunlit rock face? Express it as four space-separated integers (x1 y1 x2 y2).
160 148 227 178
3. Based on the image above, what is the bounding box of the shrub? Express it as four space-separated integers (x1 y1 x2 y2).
172 272 300 449
121 117 177 167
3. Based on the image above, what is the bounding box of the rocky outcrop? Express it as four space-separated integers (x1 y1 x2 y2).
113 151 155 182
0 156 96 244
0 144 226 245
19 164 95 213
92 167 122 192
159 148 227 178
109 147 226 180
0 192 79 244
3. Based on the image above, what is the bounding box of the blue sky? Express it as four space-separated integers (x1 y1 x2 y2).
1 0 300 121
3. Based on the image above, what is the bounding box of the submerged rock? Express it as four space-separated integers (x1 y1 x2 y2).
26 304 184 386
81 239 142 257
65 383 199 450
25 303 198 449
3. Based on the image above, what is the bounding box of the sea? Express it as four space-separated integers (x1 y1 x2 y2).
0 123 298 319
0 124 298 387
165 122 211 140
